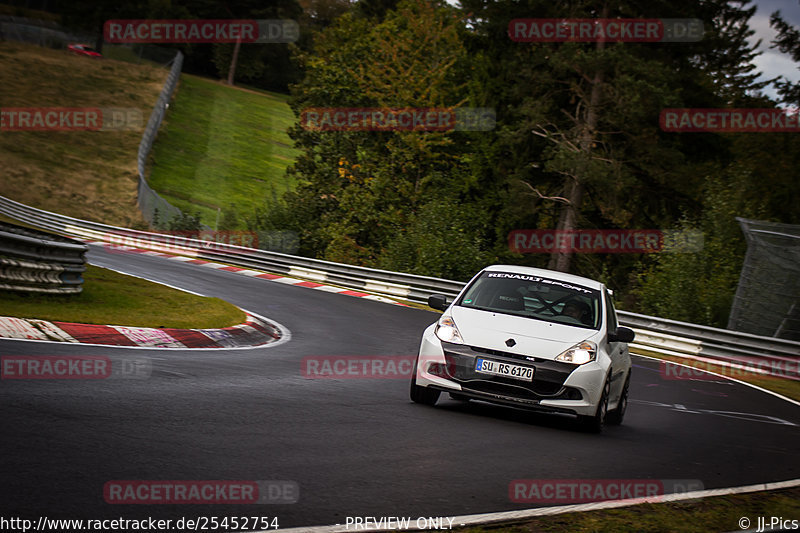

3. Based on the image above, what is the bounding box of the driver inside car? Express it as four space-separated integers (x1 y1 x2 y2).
561 299 591 324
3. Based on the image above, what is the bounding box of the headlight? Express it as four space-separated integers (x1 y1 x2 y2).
555 341 597 365
435 315 464 344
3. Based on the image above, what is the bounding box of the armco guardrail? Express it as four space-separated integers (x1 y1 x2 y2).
1 194 798 376
0 221 87 294
620 311 800 379
0 195 464 304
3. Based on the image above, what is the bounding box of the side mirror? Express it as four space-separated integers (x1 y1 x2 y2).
428 294 449 311
608 326 635 343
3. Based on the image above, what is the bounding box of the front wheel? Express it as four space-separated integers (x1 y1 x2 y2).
410 358 440 406
606 372 630 426
578 376 609 433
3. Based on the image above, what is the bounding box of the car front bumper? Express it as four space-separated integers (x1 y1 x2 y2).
416 324 609 417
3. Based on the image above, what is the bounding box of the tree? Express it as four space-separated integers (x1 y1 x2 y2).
210 0 303 90
634 166 765 326
695 0 774 104
770 1 800 106
458 0 773 276
353 0 400 20
257 0 495 277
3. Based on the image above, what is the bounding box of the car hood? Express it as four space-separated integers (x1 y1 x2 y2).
450 306 596 360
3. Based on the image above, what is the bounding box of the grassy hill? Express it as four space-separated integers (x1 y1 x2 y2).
0 41 166 228
0 42 254 328
146 74 300 228
0 41 300 232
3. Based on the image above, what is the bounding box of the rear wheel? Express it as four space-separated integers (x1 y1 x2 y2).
606 372 630 426
578 376 609 433
410 358 440 406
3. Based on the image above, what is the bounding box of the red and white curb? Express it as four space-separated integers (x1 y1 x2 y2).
91 241 410 307
0 313 284 349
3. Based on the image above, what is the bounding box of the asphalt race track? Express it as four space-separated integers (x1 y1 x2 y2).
1 245 799 529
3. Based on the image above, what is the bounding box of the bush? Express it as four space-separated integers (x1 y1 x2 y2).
634 168 763 327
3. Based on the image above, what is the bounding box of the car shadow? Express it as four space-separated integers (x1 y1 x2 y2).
431 396 615 434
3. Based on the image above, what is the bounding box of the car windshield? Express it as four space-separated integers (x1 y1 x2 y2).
457 271 601 329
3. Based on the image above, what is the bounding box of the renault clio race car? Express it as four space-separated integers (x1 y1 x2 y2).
410 265 635 432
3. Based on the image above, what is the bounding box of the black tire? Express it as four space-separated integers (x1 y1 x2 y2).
606 372 630 426
410 358 440 406
578 376 609 433
449 392 470 402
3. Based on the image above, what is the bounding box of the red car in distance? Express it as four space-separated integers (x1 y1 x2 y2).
67 44 102 58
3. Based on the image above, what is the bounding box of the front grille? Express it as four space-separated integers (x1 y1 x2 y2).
440 342 577 399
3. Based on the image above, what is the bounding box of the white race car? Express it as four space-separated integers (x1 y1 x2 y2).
410 265 635 432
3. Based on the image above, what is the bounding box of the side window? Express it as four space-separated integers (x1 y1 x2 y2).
605 290 618 333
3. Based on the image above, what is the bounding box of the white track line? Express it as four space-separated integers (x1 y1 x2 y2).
268 478 800 533
633 353 800 408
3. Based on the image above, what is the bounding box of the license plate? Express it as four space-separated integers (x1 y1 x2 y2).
475 358 534 381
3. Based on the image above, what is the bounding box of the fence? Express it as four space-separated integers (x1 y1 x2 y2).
136 50 188 228
728 218 800 341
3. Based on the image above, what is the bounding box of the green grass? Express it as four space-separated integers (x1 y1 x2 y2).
146 73 299 227
0 265 245 329
454 486 800 533
0 41 165 229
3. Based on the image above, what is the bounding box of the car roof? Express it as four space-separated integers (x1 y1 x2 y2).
481 264 605 291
